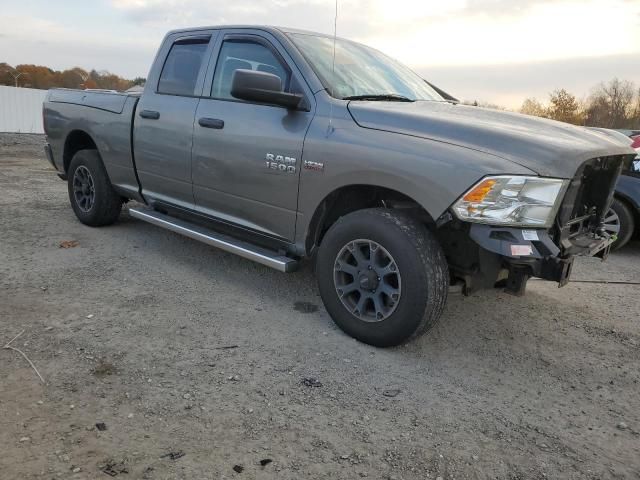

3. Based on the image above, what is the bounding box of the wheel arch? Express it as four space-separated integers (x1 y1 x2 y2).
63 130 98 174
304 184 436 255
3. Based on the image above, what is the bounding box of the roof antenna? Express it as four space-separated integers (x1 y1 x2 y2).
327 0 338 136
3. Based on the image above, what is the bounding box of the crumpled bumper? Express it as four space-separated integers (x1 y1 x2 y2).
469 223 615 294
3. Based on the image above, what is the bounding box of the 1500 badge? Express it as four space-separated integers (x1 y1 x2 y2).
266 153 296 174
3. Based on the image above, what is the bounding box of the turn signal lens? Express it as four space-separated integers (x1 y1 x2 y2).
462 179 496 203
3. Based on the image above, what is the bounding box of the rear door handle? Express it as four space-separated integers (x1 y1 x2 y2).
139 110 160 120
198 117 225 129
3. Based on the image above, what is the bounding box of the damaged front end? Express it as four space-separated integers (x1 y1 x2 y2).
439 155 633 295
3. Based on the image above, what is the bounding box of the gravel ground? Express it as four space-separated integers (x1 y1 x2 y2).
1 133 639 480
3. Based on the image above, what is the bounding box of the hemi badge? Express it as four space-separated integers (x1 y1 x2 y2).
303 160 324 172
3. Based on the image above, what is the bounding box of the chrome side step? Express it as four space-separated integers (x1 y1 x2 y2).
128 207 299 272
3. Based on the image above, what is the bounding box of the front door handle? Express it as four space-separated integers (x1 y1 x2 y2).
198 117 225 129
139 110 160 120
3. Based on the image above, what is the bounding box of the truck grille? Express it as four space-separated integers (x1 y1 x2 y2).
554 155 626 255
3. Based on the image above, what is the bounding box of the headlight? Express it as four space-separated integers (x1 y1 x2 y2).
452 175 568 228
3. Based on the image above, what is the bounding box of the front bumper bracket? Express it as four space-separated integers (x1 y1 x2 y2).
469 223 614 292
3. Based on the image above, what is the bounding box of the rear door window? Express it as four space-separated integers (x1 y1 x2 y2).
158 38 210 96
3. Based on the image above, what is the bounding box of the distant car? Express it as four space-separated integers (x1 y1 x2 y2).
603 135 640 249
617 129 640 138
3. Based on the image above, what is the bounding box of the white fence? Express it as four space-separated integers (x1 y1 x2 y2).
0 85 47 134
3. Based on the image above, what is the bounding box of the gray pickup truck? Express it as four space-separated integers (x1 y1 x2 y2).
43 26 636 347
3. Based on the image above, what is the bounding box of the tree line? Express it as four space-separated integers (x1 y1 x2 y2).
519 78 640 130
0 63 145 91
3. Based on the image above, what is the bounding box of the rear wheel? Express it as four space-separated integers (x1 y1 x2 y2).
603 199 635 250
68 149 122 226
316 209 449 347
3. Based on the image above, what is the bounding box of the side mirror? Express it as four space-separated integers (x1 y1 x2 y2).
231 69 303 110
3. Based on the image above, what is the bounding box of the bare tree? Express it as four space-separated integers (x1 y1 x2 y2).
585 78 635 128
604 78 634 127
520 98 547 118
71 67 89 82
631 87 640 128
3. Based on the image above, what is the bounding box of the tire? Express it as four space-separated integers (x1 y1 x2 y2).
604 199 635 250
316 208 449 347
67 149 122 226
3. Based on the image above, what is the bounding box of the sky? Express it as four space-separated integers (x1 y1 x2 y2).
1 0 639 108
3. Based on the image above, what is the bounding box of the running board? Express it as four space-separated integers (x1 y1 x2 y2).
128 208 299 272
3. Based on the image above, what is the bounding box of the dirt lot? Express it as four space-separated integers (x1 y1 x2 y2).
1 133 639 480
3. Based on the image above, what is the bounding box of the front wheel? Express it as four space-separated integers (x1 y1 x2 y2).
316 209 449 347
67 149 122 227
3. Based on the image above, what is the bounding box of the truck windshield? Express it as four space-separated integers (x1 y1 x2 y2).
288 33 443 102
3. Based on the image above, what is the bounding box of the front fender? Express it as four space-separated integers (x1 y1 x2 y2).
295 111 535 248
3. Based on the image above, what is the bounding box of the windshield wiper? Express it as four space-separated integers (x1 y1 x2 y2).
342 94 415 102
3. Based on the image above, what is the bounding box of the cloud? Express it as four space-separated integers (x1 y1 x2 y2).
367 0 640 68
1 0 638 107
108 0 640 68
0 14 158 76
110 0 333 29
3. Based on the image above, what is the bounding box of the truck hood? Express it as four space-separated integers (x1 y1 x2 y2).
347 101 635 178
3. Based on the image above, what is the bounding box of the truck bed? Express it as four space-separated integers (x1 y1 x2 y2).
43 89 142 201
